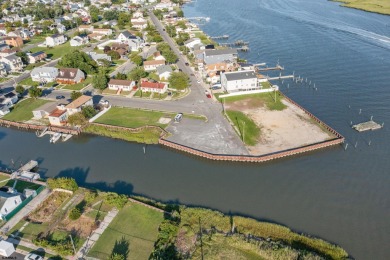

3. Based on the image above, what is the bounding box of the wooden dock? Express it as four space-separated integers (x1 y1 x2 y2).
19 160 38 172
256 65 284 71
352 121 383 132
210 35 229 40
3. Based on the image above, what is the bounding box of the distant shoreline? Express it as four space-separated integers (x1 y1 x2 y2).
330 0 390 16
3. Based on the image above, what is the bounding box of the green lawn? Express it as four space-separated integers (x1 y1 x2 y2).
95 107 172 128
19 77 37 87
223 92 287 111
0 174 10 182
25 62 46 71
30 42 81 60
61 77 92 91
88 203 164 260
1 179 42 192
226 110 260 146
333 0 390 15
3 98 52 122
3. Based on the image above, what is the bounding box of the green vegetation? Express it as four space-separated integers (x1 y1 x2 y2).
225 110 260 146
3 98 51 122
84 124 164 144
88 203 164 260
223 92 287 111
168 72 189 90
58 50 98 74
47 177 79 192
0 179 42 192
30 42 81 60
332 0 390 15
28 86 43 99
19 77 37 87
68 208 81 220
95 107 171 128
103 192 128 209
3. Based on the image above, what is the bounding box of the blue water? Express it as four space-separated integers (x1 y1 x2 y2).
0 0 389 258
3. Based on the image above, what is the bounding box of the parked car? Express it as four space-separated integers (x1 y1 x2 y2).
205 90 212 98
99 99 109 105
185 62 189 66
174 113 183 122
211 83 222 90
25 253 43 260
56 95 65 100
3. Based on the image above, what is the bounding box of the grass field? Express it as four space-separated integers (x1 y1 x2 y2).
30 42 81 60
223 92 287 111
225 110 260 146
0 179 42 192
88 203 164 260
19 77 37 87
94 107 172 128
3 98 52 122
333 0 390 15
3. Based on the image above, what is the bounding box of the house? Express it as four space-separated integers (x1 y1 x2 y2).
0 190 22 219
87 33 105 41
0 49 16 58
33 101 61 119
0 54 23 72
78 25 94 33
65 95 93 115
46 34 66 47
140 81 167 94
0 240 15 257
153 51 166 61
2 36 23 48
48 104 68 126
184 38 201 50
56 68 85 84
86 51 111 63
220 70 258 93
0 44 9 51
204 62 237 83
27 51 47 64
117 31 144 51
0 92 18 108
144 60 165 72
156 65 172 81
111 43 129 58
107 79 135 91
70 35 89 47
31 67 59 83
0 63 7 77
203 48 238 65
93 28 113 36
0 105 10 116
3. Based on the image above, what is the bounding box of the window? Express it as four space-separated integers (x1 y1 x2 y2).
15 200 18 205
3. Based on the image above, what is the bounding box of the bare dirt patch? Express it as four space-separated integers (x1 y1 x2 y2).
227 98 334 155
28 191 71 223
60 212 97 238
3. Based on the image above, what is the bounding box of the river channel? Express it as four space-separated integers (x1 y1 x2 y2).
1 0 390 258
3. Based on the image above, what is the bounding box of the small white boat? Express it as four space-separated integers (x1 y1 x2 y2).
50 132 62 143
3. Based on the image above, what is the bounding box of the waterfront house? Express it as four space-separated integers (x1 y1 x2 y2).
0 105 10 116
144 60 165 72
33 101 61 119
156 65 172 81
0 191 22 220
107 79 135 92
48 104 68 126
70 35 89 47
0 91 18 108
140 81 167 94
27 51 47 64
56 68 85 84
0 54 23 72
203 48 238 65
221 70 258 93
65 95 93 115
46 34 66 47
31 67 59 83
184 38 201 51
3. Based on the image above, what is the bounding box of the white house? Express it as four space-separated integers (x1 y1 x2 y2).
33 101 61 119
46 34 66 47
140 81 167 94
144 60 165 72
48 105 68 126
156 65 172 81
93 28 113 36
117 31 144 51
107 79 135 91
220 70 258 93
0 54 23 72
31 67 59 83
65 95 93 115
184 38 201 50
86 51 111 63
0 240 15 257
70 35 89 47
0 191 22 219
0 105 10 116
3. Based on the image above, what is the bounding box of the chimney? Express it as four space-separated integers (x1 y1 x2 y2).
70 72 74 77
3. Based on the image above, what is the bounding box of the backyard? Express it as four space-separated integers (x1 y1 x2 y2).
88 203 164 260
30 42 81 60
3 98 52 122
61 77 92 91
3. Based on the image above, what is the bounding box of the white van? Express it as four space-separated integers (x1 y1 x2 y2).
174 113 183 122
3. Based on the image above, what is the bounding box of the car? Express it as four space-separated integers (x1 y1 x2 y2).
190 73 195 76
44 58 52 62
185 62 189 66
25 253 43 260
174 113 183 122
99 99 109 105
56 95 65 99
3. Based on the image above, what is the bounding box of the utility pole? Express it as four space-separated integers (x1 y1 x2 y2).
69 234 77 256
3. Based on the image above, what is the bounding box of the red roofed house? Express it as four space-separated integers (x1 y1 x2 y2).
140 81 167 94
48 104 68 126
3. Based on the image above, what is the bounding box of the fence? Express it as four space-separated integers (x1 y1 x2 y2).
3 185 46 221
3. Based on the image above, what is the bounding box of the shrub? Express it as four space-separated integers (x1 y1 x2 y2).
103 192 128 209
47 177 78 192
69 207 81 220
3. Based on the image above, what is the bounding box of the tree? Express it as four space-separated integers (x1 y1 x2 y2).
163 50 177 64
82 105 97 119
117 12 131 29
67 112 87 126
16 51 28 64
28 86 42 98
92 69 108 90
130 54 143 66
107 50 120 60
15 85 25 96
115 73 127 80
89 5 100 23
58 50 98 75
128 67 147 81
168 72 189 90
104 10 119 21
109 253 125 260
70 91 82 101
69 208 81 220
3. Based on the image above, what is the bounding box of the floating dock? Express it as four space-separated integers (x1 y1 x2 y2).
18 160 38 172
210 35 229 40
352 121 383 132
256 65 284 71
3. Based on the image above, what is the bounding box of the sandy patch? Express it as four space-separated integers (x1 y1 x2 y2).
228 99 334 155
159 117 172 124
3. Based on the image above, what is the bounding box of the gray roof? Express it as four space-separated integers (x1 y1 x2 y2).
223 70 257 81
34 101 59 113
156 65 172 75
120 31 136 39
31 67 58 75
204 48 237 57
